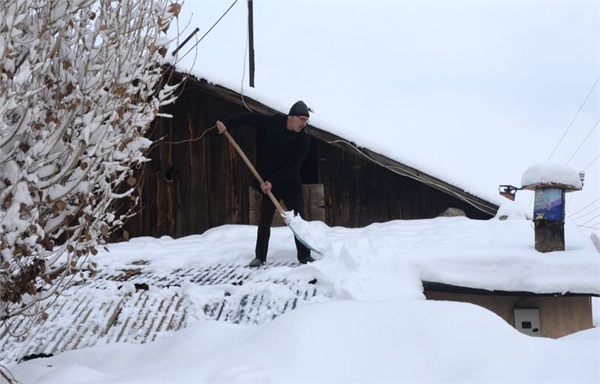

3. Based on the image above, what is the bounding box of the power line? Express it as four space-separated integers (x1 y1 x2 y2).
577 213 600 228
328 139 498 216
582 154 600 171
570 205 600 221
566 118 600 165
547 76 600 162
566 191 574 210
577 224 600 231
531 76 599 210
568 197 600 217
174 0 240 67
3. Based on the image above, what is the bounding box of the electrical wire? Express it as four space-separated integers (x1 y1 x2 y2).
145 125 217 153
165 125 217 145
547 75 600 162
576 213 600 228
173 0 240 68
568 197 600 217
582 154 600 171
565 191 576 210
577 224 600 230
527 77 599 210
327 139 498 216
569 204 600 220
162 0 255 149
566 118 600 165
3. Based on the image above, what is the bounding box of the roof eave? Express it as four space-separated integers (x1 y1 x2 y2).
423 281 599 297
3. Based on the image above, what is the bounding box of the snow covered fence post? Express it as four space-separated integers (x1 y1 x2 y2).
521 163 584 252
0 0 182 322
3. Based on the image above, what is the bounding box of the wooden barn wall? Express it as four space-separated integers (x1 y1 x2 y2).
120 81 492 239
316 141 492 227
123 85 258 239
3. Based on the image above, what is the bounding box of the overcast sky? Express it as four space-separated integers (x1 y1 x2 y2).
171 0 599 236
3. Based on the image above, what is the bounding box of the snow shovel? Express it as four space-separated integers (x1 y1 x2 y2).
221 130 322 255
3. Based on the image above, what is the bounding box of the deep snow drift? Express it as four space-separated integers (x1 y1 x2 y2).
11 301 599 383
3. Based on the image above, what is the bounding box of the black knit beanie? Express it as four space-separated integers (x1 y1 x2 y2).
288 100 310 117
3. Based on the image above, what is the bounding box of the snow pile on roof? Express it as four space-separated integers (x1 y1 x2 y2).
11 301 599 383
521 162 583 190
89 215 600 296
291 215 599 295
494 200 530 220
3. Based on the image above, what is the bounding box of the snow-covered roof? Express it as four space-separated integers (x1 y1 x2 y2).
97 209 600 296
3 211 598 368
290 207 599 296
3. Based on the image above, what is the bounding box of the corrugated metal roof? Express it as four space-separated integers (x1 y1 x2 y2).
0 260 325 364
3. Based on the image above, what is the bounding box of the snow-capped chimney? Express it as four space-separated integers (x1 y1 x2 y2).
521 163 583 253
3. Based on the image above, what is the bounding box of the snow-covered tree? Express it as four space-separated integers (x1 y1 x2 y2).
0 0 181 321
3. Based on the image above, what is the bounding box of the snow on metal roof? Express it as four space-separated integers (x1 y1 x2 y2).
0 260 324 364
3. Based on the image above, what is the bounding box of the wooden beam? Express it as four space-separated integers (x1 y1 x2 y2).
423 281 598 297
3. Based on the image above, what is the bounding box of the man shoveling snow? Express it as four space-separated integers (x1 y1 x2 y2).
216 101 316 268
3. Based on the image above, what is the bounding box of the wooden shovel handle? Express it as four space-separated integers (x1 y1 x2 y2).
222 130 287 216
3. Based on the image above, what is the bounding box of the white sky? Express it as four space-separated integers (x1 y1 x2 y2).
168 0 600 236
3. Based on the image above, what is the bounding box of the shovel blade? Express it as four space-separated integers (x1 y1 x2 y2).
282 212 322 256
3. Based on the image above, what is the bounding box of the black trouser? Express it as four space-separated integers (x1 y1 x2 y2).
255 192 310 262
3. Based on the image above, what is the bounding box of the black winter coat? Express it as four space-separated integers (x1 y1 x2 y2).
223 113 310 197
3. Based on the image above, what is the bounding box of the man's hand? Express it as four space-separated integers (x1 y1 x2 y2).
216 120 227 134
261 181 272 194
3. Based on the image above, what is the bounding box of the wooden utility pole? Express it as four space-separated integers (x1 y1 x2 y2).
247 0 255 87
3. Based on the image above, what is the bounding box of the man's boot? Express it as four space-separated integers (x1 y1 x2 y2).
248 258 264 268
298 255 315 265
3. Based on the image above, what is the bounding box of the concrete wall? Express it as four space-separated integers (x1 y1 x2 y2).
425 291 593 339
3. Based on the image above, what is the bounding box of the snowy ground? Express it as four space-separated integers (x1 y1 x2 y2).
11 302 599 383
9 209 600 383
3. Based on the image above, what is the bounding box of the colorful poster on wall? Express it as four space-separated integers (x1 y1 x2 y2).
534 188 565 221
